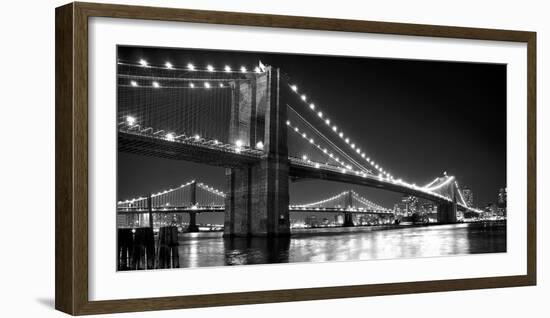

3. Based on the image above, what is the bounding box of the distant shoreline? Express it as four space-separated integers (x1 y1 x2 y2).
177 220 506 239
291 220 506 237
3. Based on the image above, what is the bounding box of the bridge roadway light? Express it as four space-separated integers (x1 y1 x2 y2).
235 139 243 148
224 65 232 72
189 83 195 88
187 63 195 70
317 111 323 118
219 83 224 88
291 85 298 92
254 66 261 73
301 95 307 101
165 133 175 141
194 134 200 141
240 66 247 73
130 80 138 87
207 65 214 72
126 116 136 126
139 59 148 67
165 62 173 69
309 103 315 110
204 82 211 88
255 141 264 150
152 81 160 88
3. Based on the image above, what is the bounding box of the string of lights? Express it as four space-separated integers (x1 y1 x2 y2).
290 191 348 208
422 177 441 189
117 180 229 209
117 179 196 205
119 60 265 74
287 119 366 174
454 180 470 208
286 81 400 182
287 105 371 174
197 182 226 198
424 176 455 192
119 83 231 89
121 115 263 156
351 191 388 211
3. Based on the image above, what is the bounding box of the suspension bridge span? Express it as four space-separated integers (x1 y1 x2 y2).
117 59 481 237
117 180 394 231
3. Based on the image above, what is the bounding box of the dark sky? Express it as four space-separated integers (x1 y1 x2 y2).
117 45 506 222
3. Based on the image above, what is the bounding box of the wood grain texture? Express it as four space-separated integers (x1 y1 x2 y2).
55 3 75 314
55 2 537 315
526 33 537 286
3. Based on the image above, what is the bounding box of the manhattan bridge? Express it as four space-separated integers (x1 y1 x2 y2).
116 58 482 237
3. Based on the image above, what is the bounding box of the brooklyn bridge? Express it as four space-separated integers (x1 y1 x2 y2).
116 58 483 237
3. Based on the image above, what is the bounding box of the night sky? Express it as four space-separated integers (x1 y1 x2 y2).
117 46 506 223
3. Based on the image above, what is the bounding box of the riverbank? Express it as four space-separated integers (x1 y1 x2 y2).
178 220 506 239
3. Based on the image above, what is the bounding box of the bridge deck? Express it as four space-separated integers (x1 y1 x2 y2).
117 132 455 208
288 158 451 204
118 131 262 167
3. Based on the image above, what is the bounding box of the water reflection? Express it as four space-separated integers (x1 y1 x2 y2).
178 222 506 268
118 222 506 270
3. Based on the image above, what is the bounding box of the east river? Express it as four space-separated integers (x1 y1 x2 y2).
173 222 506 268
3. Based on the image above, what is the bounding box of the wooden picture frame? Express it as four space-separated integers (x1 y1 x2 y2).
55 2 536 315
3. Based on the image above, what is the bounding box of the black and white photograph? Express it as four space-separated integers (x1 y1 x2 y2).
116 45 507 271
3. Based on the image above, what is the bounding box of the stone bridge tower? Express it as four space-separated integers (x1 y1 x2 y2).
436 177 458 223
224 66 290 237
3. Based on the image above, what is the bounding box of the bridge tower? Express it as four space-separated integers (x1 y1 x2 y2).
436 177 458 223
224 66 290 237
343 190 355 227
188 180 199 232
437 201 457 223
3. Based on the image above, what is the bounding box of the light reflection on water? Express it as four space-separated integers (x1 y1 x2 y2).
176 223 506 268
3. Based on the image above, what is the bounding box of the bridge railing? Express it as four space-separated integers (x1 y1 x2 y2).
119 124 264 158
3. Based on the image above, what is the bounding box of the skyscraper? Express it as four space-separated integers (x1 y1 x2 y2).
497 188 507 207
497 188 507 217
461 186 474 207
399 195 419 215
